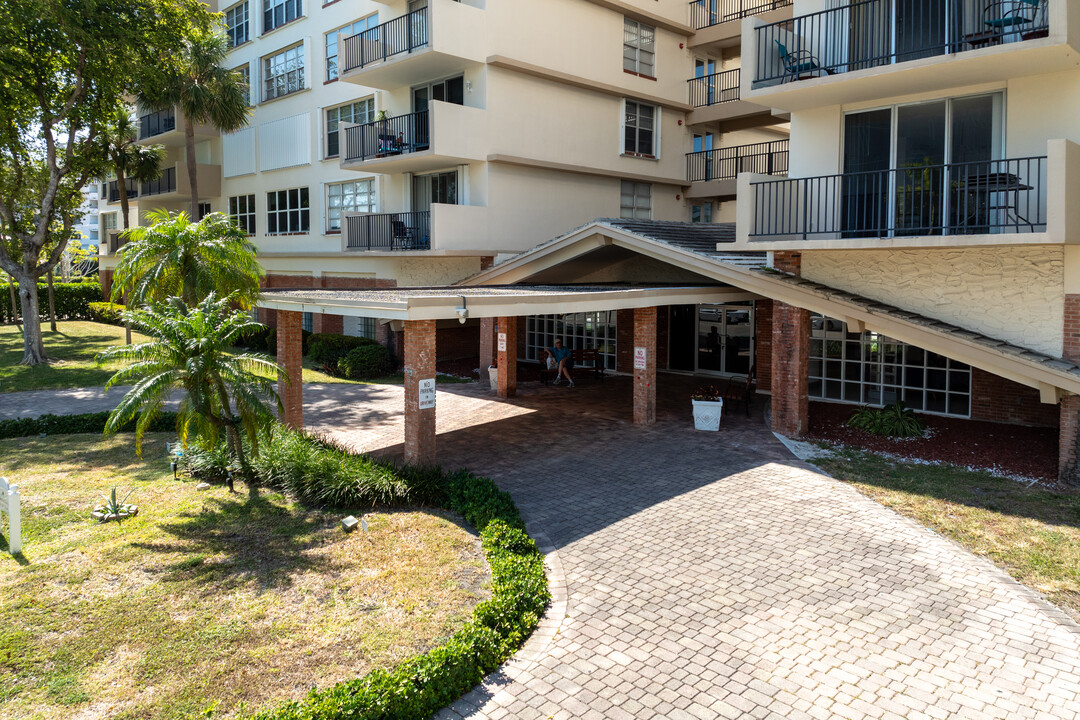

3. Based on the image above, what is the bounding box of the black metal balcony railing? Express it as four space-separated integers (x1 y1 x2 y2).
139 108 176 140
688 68 741 107
343 110 430 163
689 0 793 30
751 156 1047 239
345 211 431 251
140 167 177 197
687 140 788 183
340 7 429 74
753 0 1051 86
107 178 139 203
108 231 129 254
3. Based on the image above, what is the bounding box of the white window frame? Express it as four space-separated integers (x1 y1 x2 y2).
623 100 657 158
525 313 618 371
326 179 376 233
325 14 378 82
263 0 301 34
620 181 651 220
325 98 375 158
225 1 250 47
623 18 655 77
266 187 310 234
691 202 712 223
235 64 251 106
344 316 377 340
263 44 305 102
229 194 256 235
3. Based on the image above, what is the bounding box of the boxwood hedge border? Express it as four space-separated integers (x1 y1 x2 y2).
0 413 550 720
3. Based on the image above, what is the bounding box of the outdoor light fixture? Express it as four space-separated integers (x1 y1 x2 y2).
170 460 178 480
456 297 468 324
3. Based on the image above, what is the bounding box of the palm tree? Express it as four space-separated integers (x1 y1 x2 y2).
111 209 263 309
98 294 283 482
97 109 167 232
139 25 249 218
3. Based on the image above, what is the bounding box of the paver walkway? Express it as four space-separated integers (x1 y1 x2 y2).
306 377 1080 720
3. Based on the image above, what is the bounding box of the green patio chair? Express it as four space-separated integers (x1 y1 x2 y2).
984 0 1043 37
775 39 831 83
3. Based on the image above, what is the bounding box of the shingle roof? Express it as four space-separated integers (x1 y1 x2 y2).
596 219 766 267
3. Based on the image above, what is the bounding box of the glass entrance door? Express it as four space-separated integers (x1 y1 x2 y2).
696 304 754 376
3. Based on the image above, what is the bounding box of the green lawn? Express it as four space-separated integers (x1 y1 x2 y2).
0 322 147 394
0 433 488 720
813 448 1080 622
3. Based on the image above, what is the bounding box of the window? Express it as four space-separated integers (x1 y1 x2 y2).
302 312 313 332
412 76 465 111
691 203 712 223
263 0 301 33
620 181 651 220
344 316 377 339
327 180 375 232
325 98 374 157
526 313 617 371
267 187 310 234
229 194 256 235
623 101 655 157
102 212 117 232
197 202 212 220
325 14 378 81
623 18 655 77
263 45 305 101
226 2 249 47
236 64 251 105
809 314 972 417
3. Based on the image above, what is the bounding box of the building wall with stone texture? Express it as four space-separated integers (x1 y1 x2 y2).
801 247 1064 357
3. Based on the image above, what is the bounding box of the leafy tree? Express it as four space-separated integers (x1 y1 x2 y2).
140 25 250 219
99 294 282 481
0 0 213 364
95 109 167 231
111 209 263 308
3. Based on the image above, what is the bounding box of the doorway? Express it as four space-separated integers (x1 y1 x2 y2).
669 304 754 376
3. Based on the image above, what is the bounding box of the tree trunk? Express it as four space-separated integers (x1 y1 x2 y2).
47 270 57 332
7 277 19 329
185 118 199 219
16 274 46 364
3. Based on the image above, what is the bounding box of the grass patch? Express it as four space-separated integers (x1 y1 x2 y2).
813 448 1080 621
0 433 489 720
286 362 474 387
0 321 148 394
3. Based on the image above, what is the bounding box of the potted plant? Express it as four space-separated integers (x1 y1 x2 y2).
488 358 498 393
691 385 723 431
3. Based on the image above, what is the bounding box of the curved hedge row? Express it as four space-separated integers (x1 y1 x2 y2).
0 411 179 440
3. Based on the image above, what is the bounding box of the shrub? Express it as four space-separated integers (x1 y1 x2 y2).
845 402 926 438
0 411 179 440
232 324 274 351
338 344 391 380
87 301 125 326
0 282 103 324
307 333 378 368
183 424 548 720
263 328 313 356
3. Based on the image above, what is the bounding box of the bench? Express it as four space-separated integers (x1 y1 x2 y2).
538 348 606 385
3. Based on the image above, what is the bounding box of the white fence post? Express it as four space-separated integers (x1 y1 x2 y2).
0 477 21 555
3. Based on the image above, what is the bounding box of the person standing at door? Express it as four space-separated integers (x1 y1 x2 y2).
706 325 721 359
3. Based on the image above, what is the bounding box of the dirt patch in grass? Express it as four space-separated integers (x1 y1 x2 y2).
812 448 1080 622
808 400 1059 481
0 433 489 720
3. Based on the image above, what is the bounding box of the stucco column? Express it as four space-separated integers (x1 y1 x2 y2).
276 309 303 429
496 316 517 399
403 319 437 466
479 317 497 384
771 301 810 437
633 306 658 426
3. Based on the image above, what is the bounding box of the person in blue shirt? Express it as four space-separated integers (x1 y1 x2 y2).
549 339 575 387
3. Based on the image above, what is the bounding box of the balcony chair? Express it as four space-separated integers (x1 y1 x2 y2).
391 220 417 250
775 40 832 83
984 0 1045 40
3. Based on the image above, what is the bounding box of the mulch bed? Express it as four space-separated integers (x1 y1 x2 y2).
807 401 1059 481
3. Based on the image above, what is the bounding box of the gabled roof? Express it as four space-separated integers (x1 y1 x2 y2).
465 219 1078 399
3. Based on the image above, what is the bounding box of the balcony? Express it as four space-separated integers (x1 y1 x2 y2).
343 204 489 253
339 0 484 90
341 102 486 174
106 179 139 203
687 69 783 127
136 163 222 203
746 0 1078 111
106 231 129 255
136 107 218 147
140 166 177 197
686 139 788 199
139 109 176 140
689 0 792 49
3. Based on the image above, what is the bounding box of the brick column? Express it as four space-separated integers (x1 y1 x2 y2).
772 251 802 275
403 319 437 466
633 306 658 426
496 316 517 399
1059 295 1080 484
276 309 304 429
771 301 809 437
479 317 497 384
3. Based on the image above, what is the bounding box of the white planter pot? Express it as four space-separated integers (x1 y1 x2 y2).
488 366 498 393
692 398 723 431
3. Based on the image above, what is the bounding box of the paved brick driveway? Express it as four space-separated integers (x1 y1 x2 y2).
312 377 1080 720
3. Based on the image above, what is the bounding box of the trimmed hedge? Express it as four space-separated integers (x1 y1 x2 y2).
263 328 313 355
338 344 391 380
88 301 125 326
183 425 548 720
0 411 179 440
0 282 103 324
307 333 379 368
